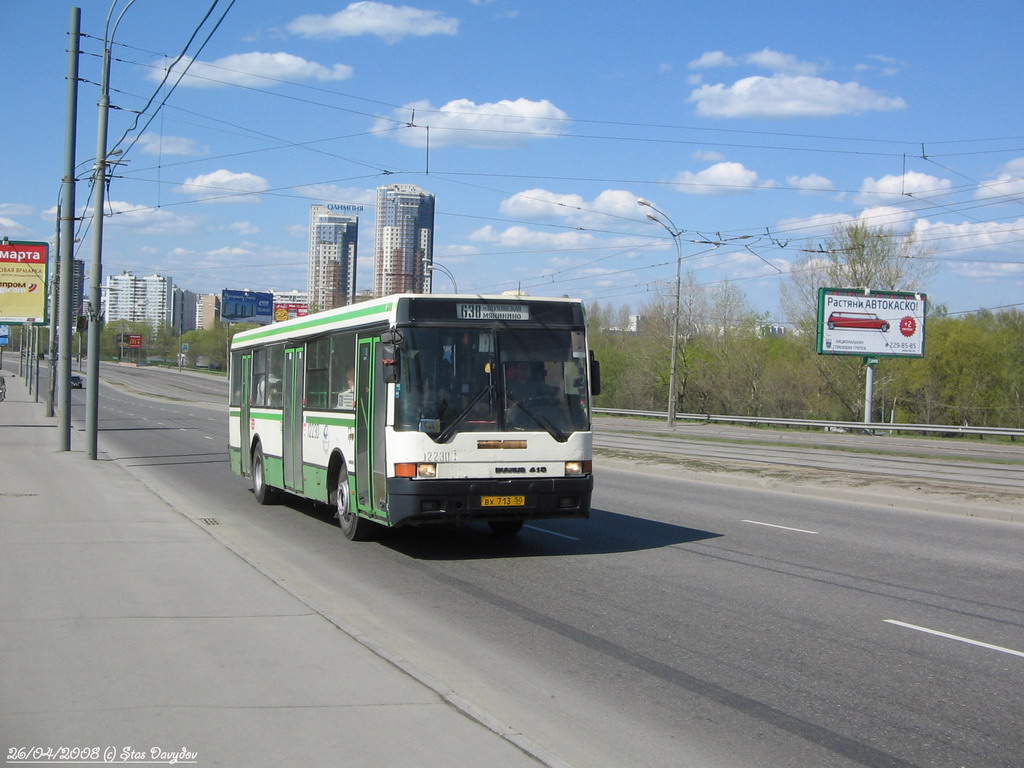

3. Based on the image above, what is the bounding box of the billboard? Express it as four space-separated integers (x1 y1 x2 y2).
0 240 49 324
817 288 926 358
273 302 308 322
221 289 273 325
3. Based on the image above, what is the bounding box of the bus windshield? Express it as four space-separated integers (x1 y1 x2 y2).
395 326 591 442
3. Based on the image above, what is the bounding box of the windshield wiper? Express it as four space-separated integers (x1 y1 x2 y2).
505 392 569 442
435 382 493 443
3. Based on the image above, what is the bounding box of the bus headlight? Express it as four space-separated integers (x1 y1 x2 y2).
565 460 590 476
395 462 437 478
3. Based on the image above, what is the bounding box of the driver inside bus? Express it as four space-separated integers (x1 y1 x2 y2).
504 361 556 402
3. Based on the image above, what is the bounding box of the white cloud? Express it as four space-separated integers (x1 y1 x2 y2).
468 225 595 250
136 133 207 156
177 169 270 202
0 203 34 217
855 171 952 206
976 157 1024 200
856 205 919 231
689 75 906 119
688 51 736 69
287 2 459 43
99 200 202 235
915 216 1024 253
291 184 374 207
228 221 261 236
745 48 819 76
150 52 353 89
207 246 252 258
0 216 26 231
672 162 774 195
856 54 904 77
787 173 834 194
377 98 569 149
500 188 639 226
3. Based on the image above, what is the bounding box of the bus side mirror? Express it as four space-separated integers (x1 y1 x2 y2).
380 344 400 384
589 351 601 396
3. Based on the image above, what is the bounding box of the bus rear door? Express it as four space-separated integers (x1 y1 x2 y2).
239 352 252 476
283 346 304 493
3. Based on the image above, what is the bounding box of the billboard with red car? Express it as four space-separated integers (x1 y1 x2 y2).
817 288 926 357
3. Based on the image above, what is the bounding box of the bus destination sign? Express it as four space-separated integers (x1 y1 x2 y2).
457 303 530 321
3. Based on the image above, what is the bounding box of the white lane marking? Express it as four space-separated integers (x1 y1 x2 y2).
885 620 1024 658
742 519 819 535
524 525 580 541
204 435 214 440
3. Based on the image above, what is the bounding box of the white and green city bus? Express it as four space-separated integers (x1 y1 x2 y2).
228 293 600 540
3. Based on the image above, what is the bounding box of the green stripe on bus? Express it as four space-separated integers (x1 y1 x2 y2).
305 415 356 427
251 411 283 422
233 301 393 345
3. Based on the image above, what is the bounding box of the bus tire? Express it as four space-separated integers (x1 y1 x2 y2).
252 443 279 505
336 466 372 541
488 520 524 536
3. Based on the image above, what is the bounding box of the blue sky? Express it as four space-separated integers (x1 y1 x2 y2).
3 0 1023 322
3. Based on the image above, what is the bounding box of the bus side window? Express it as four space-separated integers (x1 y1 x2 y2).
306 338 330 409
330 333 356 410
267 344 284 408
251 347 267 406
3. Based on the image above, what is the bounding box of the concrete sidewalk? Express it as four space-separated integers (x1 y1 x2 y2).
0 370 554 768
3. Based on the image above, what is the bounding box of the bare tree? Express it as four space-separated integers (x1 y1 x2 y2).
781 221 935 329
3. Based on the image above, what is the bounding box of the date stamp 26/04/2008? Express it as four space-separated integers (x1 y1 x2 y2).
7 746 198 764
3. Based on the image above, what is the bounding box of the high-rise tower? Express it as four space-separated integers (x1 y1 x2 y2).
373 184 435 297
307 204 359 312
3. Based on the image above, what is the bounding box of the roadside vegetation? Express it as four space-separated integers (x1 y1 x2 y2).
590 223 1023 429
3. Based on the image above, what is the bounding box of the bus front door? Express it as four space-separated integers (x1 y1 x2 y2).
355 337 387 518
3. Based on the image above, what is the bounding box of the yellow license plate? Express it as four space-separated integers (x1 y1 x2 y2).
481 495 526 507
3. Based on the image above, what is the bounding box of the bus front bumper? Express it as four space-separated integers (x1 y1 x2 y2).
385 475 592 527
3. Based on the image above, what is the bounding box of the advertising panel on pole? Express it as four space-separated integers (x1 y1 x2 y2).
817 287 926 357
221 289 273 325
0 240 49 324
273 302 309 322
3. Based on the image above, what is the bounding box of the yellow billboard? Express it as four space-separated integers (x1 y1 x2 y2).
0 240 49 324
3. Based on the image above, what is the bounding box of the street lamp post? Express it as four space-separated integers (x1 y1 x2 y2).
424 261 459 293
638 199 684 427
85 0 138 459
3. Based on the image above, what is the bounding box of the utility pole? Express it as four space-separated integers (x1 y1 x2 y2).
57 6 81 449
85 35 110 460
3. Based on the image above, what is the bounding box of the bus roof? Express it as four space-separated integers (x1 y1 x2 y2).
229 293 585 350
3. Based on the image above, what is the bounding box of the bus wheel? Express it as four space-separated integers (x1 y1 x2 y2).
252 444 279 505
336 468 372 541
488 520 524 536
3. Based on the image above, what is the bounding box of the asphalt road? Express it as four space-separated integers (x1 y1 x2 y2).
70 366 1024 768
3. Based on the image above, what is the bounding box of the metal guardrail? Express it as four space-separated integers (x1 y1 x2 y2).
594 408 1024 439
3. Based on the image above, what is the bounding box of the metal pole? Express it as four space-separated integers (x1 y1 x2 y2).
666 252 681 427
638 200 683 427
47 219 58 417
85 39 112 459
863 357 877 425
57 6 81 449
